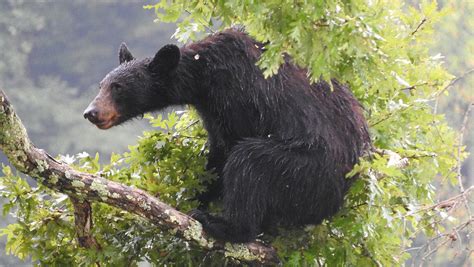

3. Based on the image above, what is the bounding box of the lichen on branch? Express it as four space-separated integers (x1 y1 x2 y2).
0 89 279 265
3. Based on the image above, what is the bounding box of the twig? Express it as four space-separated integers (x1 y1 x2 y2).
437 69 474 98
400 82 429 92
406 185 474 215
418 218 473 266
457 103 473 193
411 18 427 36
434 69 474 114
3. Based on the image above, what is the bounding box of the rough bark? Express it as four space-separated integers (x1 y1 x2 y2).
0 90 279 265
71 197 101 250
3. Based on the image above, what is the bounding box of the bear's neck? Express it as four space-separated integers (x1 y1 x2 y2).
168 50 209 106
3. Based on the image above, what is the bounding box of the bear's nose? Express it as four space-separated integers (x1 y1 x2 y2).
83 107 99 123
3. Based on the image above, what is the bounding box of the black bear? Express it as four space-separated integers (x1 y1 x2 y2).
84 29 371 243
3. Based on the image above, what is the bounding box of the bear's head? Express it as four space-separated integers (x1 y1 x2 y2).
83 43 180 129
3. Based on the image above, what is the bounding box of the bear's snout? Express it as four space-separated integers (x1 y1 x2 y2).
83 99 119 130
83 106 100 123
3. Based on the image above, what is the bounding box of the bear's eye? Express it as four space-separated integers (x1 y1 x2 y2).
111 83 124 93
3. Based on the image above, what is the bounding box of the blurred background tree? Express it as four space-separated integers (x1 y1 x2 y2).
0 0 472 266
0 1 175 265
434 0 473 181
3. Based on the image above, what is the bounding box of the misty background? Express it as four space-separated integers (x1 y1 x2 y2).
0 2 177 265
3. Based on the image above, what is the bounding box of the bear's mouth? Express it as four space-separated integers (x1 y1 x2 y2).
95 120 114 129
93 114 119 130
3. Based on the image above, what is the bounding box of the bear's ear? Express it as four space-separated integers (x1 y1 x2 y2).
149 44 180 74
119 42 135 64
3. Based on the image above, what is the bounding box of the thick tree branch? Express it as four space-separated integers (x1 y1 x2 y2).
0 90 279 265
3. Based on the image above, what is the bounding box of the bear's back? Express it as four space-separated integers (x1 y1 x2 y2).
182 29 369 161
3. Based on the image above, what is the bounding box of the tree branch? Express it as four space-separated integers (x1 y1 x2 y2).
0 90 279 265
70 197 101 250
411 18 427 36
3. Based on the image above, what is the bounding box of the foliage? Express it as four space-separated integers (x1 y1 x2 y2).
1 110 223 266
407 1 474 265
0 0 471 266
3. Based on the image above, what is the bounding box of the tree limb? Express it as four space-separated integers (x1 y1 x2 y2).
70 197 101 250
0 90 279 265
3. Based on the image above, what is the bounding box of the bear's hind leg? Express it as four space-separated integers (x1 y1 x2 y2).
191 137 343 243
190 138 277 242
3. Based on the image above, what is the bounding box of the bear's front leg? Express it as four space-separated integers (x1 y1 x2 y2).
196 140 227 207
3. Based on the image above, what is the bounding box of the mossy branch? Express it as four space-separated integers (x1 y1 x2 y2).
0 90 279 265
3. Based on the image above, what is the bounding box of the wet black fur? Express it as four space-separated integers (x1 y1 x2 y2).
92 29 371 243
